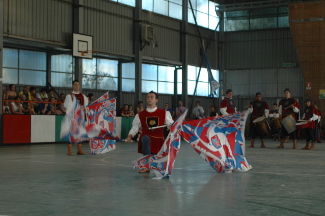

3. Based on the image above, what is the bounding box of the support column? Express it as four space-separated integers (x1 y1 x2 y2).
73 0 84 91
0 0 3 144
217 10 225 106
117 61 123 111
181 0 188 110
46 53 52 90
134 1 142 106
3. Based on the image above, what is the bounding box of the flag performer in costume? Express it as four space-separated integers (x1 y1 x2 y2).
220 89 236 116
277 88 300 149
63 80 88 156
247 92 269 148
300 99 319 150
132 110 188 179
181 112 252 173
125 91 174 173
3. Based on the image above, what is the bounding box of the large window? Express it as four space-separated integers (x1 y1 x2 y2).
82 58 118 90
142 0 219 30
142 64 174 94
225 6 289 32
187 65 219 97
2 48 46 86
51 55 74 87
122 63 135 92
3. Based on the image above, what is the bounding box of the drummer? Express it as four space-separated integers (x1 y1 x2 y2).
248 92 269 148
277 88 300 149
269 103 281 141
301 99 319 150
220 89 236 116
314 104 322 143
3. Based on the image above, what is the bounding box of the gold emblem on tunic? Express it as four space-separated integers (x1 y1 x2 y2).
149 120 156 126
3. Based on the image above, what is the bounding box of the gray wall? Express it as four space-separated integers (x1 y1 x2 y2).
220 28 303 110
223 28 298 70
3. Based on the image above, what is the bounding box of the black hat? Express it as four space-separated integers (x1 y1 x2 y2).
307 98 313 102
273 103 277 106
255 92 261 96
226 89 232 94
284 88 290 93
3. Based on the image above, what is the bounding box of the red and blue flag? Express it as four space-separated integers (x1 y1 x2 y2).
86 96 118 155
181 112 252 173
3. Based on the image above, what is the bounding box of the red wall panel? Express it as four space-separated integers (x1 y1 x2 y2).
3 115 31 144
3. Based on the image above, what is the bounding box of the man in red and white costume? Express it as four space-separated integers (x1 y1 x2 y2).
220 89 236 115
301 99 319 150
64 79 89 155
125 91 173 173
277 88 300 149
247 92 269 148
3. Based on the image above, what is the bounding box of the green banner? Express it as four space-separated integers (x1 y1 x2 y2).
55 115 65 142
121 117 135 139
320 90 325 99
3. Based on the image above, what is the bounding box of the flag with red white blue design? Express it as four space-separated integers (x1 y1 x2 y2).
60 95 119 145
181 112 252 173
60 97 88 143
86 96 118 155
132 110 188 179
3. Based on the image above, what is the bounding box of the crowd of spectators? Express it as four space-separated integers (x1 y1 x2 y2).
2 84 67 115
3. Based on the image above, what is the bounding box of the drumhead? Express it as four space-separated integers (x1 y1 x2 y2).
296 122 308 126
253 116 265 123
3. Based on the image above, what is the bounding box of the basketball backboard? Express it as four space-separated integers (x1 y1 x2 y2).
73 33 93 59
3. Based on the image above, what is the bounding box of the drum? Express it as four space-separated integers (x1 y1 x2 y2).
281 115 297 134
253 116 271 136
270 118 282 131
296 122 310 130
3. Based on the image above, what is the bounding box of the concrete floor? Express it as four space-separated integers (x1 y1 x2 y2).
0 139 324 216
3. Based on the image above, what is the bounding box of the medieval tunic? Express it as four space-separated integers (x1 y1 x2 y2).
64 91 88 114
278 98 300 120
248 100 269 127
220 97 236 115
129 107 174 155
278 97 300 138
302 106 319 130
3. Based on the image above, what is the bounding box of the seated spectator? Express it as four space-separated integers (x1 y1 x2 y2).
38 98 50 115
19 85 31 101
5 84 17 100
57 93 66 114
129 105 135 117
48 89 56 99
9 96 23 114
20 94 35 114
36 88 48 101
163 103 174 117
208 105 217 117
3 100 10 114
87 93 94 104
47 97 62 115
136 101 144 114
176 100 187 117
121 104 130 117
29 87 39 113
192 101 205 119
